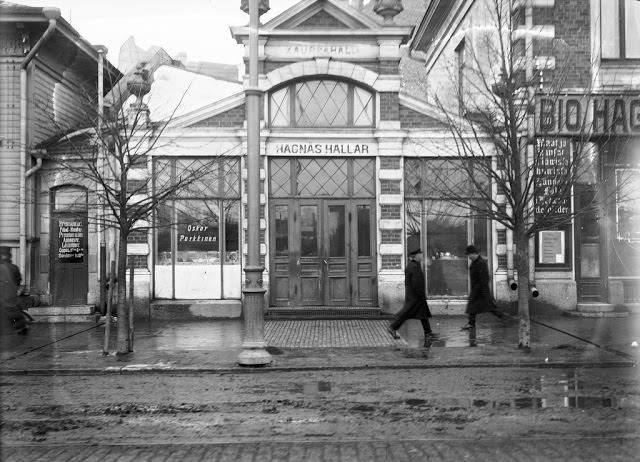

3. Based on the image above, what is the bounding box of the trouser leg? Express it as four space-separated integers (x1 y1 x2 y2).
389 315 406 331
468 313 476 327
420 319 432 335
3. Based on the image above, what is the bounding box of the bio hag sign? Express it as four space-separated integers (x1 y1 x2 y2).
536 94 640 135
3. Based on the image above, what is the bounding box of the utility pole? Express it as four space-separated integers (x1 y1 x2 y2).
238 0 272 366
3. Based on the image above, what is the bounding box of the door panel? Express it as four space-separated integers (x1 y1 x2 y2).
298 203 322 305
51 213 88 305
575 187 604 301
352 202 377 305
270 203 293 305
325 202 349 305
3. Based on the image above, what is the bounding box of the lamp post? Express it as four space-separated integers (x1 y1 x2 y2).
238 0 272 366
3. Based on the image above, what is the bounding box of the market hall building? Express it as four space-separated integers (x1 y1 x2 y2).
143 0 497 319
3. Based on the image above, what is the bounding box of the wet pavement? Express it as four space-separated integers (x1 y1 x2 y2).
0 312 638 374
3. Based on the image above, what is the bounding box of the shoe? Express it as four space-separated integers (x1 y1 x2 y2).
424 332 437 338
387 326 400 339
460 324 475 330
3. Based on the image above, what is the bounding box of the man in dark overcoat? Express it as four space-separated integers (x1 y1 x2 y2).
0 246 29 335
461 244 502 330
387 248 434 342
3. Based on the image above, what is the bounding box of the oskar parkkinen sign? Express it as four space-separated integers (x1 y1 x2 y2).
536 94 640 135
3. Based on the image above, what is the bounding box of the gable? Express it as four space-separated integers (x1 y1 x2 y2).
296 9 351 29
267 0 380 31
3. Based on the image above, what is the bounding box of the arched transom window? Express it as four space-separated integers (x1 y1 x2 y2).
269 79 375 128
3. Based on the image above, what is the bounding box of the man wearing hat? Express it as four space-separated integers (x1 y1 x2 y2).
387 248 435 344
462 244 503 330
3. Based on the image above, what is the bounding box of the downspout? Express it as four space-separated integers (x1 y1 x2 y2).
19 7 60 282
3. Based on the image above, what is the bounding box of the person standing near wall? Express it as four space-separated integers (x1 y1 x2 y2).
0 246 29 335
461 244 503 330
388 249 435 345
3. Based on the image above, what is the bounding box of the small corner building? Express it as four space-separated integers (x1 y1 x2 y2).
3 0 638 321
0 1 122 314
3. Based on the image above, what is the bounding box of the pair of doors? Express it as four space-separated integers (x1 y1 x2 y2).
270 199 376 306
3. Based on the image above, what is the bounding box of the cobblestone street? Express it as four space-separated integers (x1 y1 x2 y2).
2 437 639 461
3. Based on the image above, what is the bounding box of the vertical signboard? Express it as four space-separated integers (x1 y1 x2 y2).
57 219 85 263
534 138 572 266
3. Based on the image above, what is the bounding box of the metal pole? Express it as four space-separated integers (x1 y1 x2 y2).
238 0 271 366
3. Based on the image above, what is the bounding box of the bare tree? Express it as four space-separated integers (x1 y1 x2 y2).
39 66 240 354
420 0 630 349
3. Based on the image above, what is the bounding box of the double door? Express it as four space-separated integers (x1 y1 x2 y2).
270 199 376 306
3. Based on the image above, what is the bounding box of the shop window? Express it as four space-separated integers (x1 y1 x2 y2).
405 158 489 297
153 158 241 299
616 168 640 241
269 79 374 128
602 0 640 59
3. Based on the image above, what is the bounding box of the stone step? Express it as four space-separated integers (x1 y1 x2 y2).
29 305 94 316
265 307 391 320
576 303 616 313
148 300 241 319
566 303 629 318
26 305 96 323
565 310 629 318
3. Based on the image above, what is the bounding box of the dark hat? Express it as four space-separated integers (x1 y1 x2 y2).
465 245 479 255
408 248 422 256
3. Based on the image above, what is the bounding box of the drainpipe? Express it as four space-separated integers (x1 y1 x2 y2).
20 7 60 284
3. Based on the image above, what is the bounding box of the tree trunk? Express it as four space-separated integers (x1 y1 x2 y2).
514 231 531 350
116 233 129 354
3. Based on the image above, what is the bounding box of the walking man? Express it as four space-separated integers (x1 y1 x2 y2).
387 248 434 344
462 244 503 330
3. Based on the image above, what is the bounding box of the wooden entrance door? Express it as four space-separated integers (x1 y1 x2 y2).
269 199 376 306
50 186 89 305
575 186 605 302
51 212 88 305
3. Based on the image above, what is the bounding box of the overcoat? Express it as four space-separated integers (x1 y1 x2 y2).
0 262 26 332
466 256 495 315
397 259 431 320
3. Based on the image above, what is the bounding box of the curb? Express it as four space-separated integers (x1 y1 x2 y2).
1 359 635 376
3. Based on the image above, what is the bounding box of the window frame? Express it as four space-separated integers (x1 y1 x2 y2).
602 0 640 60
152 157 242 299
268 78 375 128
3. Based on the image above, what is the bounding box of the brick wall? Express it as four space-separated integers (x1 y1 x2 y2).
533 1 591 88
380 157 400 169
378 59 400 75
380 204 401 220
381 255 402 270
381 229 402 244
127 229 147 243
193 105 246 128
379 93 399 120
127 254 148 270
380 179 401 194
399 105 448 129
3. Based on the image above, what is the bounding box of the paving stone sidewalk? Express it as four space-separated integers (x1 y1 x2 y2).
0 314 638 374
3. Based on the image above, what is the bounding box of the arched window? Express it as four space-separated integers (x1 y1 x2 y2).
269 79 375 128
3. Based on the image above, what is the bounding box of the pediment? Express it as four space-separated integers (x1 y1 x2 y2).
265 0 380 31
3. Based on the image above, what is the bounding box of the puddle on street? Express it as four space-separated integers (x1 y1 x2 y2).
290 381 333 395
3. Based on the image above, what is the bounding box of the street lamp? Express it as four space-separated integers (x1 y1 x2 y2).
238 0 272 366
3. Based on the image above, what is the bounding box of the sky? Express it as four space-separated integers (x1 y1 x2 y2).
15 0 299 68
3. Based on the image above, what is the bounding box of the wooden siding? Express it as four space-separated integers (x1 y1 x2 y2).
0 60 21 240
31 63 91 146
